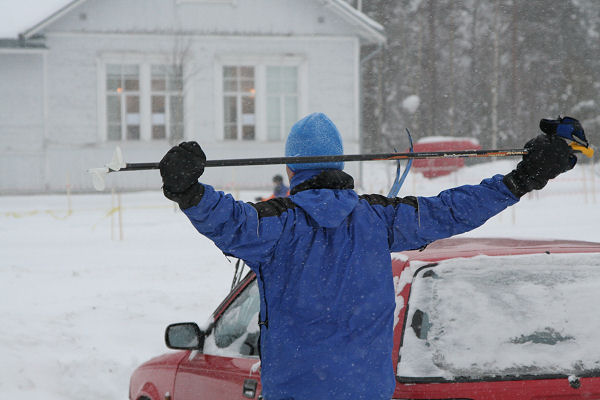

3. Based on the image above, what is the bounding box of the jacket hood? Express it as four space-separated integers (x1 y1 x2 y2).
289 169 358 228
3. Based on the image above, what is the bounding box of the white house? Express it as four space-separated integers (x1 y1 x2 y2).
0 0 385 193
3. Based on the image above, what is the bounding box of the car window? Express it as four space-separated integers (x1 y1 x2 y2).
203 279 260 357
397 253 600 381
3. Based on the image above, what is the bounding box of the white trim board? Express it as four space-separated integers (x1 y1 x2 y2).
22 0 385 44
22 0 86 39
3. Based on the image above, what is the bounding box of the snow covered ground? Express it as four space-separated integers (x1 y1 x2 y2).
1 159 599 399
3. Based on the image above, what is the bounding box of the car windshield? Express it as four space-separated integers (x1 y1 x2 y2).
397 252 600 381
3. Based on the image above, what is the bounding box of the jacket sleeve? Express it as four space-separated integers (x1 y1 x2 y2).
181 183 285 265
386 174 519 252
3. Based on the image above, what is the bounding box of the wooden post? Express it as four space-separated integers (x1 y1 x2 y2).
590 154 596 204
111 188 116 241
490 0 500 150
117 191 123 241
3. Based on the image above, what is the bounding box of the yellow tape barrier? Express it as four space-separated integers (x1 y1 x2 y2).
2 204 173 221
91 206 120 230
3 209 73 220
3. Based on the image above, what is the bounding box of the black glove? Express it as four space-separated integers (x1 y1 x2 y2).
503 133 576 198
159 141 207 208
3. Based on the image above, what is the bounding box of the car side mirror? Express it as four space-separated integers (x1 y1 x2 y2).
165 322 206 350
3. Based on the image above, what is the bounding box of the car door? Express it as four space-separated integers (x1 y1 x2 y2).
173 277 262 400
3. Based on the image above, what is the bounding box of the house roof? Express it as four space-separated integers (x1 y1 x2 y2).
0 0 74 39
321 0 386 44
20 0 88 40
2 0 384 44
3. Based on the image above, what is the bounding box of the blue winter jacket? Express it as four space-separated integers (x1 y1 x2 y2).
273 182 289 198
182 169 519 400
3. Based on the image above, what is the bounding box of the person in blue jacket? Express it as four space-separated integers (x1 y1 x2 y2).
159 113 576 400
255 174 289 201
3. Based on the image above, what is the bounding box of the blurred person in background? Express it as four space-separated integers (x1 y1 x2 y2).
255 174 289 201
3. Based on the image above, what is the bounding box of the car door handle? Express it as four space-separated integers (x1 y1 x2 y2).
243 379 258 399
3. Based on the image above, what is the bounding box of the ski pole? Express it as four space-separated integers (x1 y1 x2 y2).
87 147 524 191
115 148 531 171
88 146 593 191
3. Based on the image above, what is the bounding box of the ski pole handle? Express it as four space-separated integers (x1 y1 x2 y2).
570 143 594 158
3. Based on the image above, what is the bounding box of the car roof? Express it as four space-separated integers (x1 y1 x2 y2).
393 237 600 265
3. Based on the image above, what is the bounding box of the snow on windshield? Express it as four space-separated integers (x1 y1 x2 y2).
397 253 600 380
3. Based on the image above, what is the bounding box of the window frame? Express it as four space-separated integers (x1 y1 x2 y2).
98 55 186 143
215 55 307 142
105 64 141 141
222 65 257 141
150 64 184 141
266 65 300 142
204 275 261 358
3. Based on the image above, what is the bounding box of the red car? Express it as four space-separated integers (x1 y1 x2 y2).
129 238 600 400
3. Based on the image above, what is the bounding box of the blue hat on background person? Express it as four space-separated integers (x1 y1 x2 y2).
285 112 344 171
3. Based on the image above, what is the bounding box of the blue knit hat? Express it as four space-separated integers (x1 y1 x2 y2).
285 112 344 171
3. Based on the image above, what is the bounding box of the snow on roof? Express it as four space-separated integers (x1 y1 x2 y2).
327 0 386 44
0 0 74 38
0 0 385 44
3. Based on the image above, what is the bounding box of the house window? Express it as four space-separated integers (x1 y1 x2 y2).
266 66 298 141
223 66 256 140
151 65 184 141
106 64 140 141
105 63 184 142
221 64 300 141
